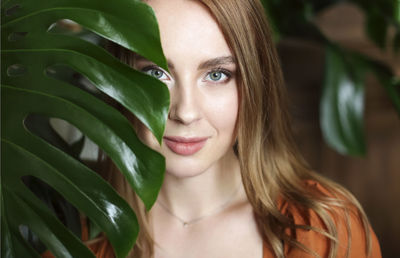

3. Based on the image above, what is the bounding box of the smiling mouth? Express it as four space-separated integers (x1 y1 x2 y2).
163 136 208 156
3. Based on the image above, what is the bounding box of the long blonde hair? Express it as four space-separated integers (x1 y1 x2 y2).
105 0 373 257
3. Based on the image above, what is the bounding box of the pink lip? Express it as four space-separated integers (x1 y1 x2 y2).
163 136 208 156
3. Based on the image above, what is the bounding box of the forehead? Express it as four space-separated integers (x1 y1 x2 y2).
146 0 232 64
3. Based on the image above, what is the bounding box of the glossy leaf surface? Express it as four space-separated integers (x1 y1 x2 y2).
2 0 169 142
1 0 168 257
321 46 367 156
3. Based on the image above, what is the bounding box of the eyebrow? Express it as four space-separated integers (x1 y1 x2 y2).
197 56 236 70
134 55 236 70
134 55 176 69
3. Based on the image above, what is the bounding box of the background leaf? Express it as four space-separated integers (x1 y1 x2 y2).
262 0 400 155
365 8 388 49
320 46 367 156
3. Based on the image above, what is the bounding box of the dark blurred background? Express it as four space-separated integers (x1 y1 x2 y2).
277 3 399 257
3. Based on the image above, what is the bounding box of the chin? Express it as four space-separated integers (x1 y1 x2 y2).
165 169 204 179
164 158 211 179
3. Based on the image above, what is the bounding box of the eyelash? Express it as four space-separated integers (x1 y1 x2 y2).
140 65 233 84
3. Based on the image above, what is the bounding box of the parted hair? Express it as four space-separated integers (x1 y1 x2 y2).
104 0 373 257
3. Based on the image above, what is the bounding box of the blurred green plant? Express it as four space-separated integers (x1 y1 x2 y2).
1 0 169 257
262 0 400 156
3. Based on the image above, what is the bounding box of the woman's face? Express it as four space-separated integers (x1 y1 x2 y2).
136 0 239 178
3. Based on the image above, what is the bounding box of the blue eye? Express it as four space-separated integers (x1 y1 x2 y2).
150 69 164 78
210 71 223 81
143 67 168 80
205 70 230 83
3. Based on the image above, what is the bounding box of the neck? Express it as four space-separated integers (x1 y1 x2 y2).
153 149 242 221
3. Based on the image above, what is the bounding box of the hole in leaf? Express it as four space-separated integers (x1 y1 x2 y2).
8 31 28 42
19 224 47 254
5 4 21 16
7 64 27 77
45 64 100 95
49 117 83 145
24 114 99 161
47 19 83 33
21 175 82 239
47 19 104 45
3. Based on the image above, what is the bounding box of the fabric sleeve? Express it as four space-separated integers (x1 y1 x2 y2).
282 181 382 258
41 217 114 258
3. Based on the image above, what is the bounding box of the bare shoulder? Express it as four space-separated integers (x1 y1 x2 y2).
279 180 382 258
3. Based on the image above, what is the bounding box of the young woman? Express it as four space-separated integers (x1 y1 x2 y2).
100 0 382 257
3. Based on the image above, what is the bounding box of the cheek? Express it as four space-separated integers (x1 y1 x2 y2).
137 123 160 151
205 87 239 136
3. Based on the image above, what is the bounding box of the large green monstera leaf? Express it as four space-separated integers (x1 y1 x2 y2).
1 0 169 257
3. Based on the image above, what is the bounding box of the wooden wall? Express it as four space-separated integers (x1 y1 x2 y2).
278 3 400 256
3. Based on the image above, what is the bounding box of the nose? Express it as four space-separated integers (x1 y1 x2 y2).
168 79 201 125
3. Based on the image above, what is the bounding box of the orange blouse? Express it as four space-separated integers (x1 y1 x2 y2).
43 181 381 258
263 181 382 257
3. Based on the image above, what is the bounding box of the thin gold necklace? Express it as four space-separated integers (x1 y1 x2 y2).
156 184 241 227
